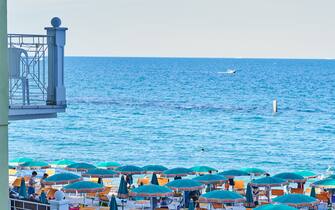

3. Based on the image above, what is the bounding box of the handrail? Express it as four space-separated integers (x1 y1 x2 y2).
10 197 50 210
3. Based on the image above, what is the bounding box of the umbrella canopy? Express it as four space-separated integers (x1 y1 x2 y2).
129 184 173 197
199 190 245 204
241 168 266 176
50 159 76 168
192 174 227 184
65 163 96 172
10 157 33 166
109 195 118 210
218 170 249 178
142 165 168 174
254 204 298 210
245 184 254 205
40 191 47 204
62 181 104 193
82 169 119 178
117 176 128 199
165 179 204 191
250 177 288 187
19 161 50 169
115 165 143 175
151 173 159 185
272 194 319 207
310 187 316 198
273 173 306 183
162 167 194 177
294 170 318 179
190 166 218 174
311 178 335 189
19 178 27 198
44 173 82 185
97 162 121 169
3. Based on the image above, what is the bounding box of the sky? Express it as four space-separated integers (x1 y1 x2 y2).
7 0 335 58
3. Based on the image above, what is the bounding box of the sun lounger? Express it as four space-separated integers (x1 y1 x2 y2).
290 188 304 194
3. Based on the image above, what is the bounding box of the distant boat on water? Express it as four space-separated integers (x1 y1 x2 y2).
218 69 236 74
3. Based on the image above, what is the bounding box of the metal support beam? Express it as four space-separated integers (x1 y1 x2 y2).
0 0 9 210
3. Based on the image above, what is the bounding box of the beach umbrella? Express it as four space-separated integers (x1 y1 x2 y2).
162 167 194 177
8 165 16 169
295 170 318 179
44 173 82 185
311 178 335 189
254 204 298 210
250 177 288 187
109 195 118 210
62 181 104 193
117 176 128 199
272 194 319 207
82 169 119 178
19 161 50 170
151 173 159 185
192 174 227 185
190 166 218 174
115 165 143 175
40 191 47 204
50 159 76 168
97 162 121 170
241 168 266 176
142 165 168 174
10 157 33 166
218 169 249 178
273 172 306 183
19 178 27 198
188 200 195 210
199 190 245 204
65 163 96 172
310 187 316 198
245 184 254 207
165 179 204 191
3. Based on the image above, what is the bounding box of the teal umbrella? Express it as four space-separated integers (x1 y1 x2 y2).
188 200 195 210
40 191 47 204
162 167 194 177
151 173 159 185
250 177 288 187
218 169 249 178
129 184 173 197
273 172 306 183
192 174 227 184
117 176 128 199
19 161 50 169
295 170 318 179
19 178 27 198
245 184 254 207
165 179 204 191
62 181 105 193
272 194 319 207
142 165 168 174
115 165 143 175
50 159 76 168
65 163 96 172
311 178 335 189
82 169 119 178
8 165 16 169
190 166 218 174
241 168 266 176
97 162 121 170
310 187 316 198
44 173 82 185
10 157 33 166
254 204 298 210
199 190 245 203
109 195 118 210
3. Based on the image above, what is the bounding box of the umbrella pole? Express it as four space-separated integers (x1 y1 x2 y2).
150 197 154 210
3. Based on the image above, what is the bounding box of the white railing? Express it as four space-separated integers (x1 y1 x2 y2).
10 198 50 210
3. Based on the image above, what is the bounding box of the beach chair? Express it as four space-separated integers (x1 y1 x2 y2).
137 177 150 185
290 188 304 194
271 189 284 196
80 207 96 210
98 186 112 204
9 169 17 176
212 203 224 209
234 180 245 194
90 178 99 182
316 192 329 203
12 177 22 187
46 168 55 176
158 177 169 186
47 188 58 199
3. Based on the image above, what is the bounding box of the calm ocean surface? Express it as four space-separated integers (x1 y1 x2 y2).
9 57 335 173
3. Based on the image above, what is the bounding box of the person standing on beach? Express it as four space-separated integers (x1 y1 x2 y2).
40 173 48 189
28 171 38 195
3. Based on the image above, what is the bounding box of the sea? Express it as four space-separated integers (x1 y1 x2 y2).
9 57 335 174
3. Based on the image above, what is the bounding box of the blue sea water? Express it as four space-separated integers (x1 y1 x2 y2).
9 57 335 174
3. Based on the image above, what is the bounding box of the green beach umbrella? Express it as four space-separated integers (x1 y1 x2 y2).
50 159 76 168
97 162 121 170
245 184 254 207
199 190 245 203
311 178 335 189
241 168 266 176
115 165 143 175
40 191 47 204
142 165 168 174
109 195 118 210
254 204 298 210
310 187 316 198
218 169 249 178
192 174 227 184
82 169 119 178
273 172 306 183
44 173 82 185
162 167 194 177
65 163 96 172
19 161 50 169
129 184 173 197
117 176 128 199
250 177 288 187
63 181 104 193
190 166 218 174
165 179 204 191
295 170 318 179
151 173 159 185
272 194 319 207
19 178 27 198
188 200 195 210
10 157 33 166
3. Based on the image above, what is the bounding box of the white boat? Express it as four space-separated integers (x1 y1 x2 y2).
218 69 236 74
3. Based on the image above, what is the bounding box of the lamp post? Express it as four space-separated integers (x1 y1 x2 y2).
0 0 9 209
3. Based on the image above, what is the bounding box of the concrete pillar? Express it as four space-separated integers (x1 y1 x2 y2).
45 17 67 106
50 191 69 210
0 0 9 210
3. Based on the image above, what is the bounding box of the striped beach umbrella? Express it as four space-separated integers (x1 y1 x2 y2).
82 169 119 178
117 176 128 199
50 159 76 168
65 163 96 172
218 170 249 178
199 190 245 204
44 173 82 185
162 167 194 177
254 204 298 210
62 181 105 193
97 162 121 170
190 166 218 174
19 161 50 170
241 168 266 176
192 174 227 184
272 194 319 207
115 165 143 175
273 172 306 183
142 165 168 174
165 179 204 191
10 157 33 166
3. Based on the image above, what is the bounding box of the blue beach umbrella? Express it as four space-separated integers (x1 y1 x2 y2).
82 169 119 178
254 204 298 210
10 157 33 166
241 168 266 176
250 177 288 187
109 195 118 210
165 179 204 191
129 184 173 197
310 187 316 198
151 173 159 185
192 174 227 185
19 178 27 198
19 161 50 170
44 173 82 185
65 163 96 172
50 159 76 168
273 172 306 183
245 184 254 207
40 191 47 204
162 167 194 178
97 162 121 170
63 181 104 193
116 165 143 175
117 176 128 199
295 170 318 179
190 166 218 174
218 170 249 178
199 190 245 204
272 194 319 207
143 165 168 174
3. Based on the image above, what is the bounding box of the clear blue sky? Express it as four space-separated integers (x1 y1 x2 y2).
8 0 335 58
